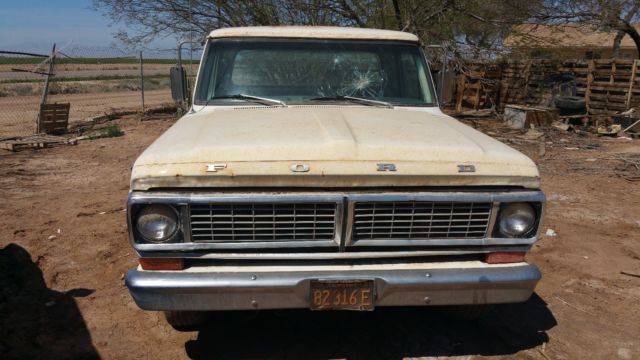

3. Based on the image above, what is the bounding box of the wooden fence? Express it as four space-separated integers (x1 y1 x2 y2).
455 59 640 115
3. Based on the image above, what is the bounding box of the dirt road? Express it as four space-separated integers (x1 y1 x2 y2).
0 114 639 359
0 69 169 81
0 63 174 80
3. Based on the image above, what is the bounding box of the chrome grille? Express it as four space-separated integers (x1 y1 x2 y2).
190 203 337 242
352 202 492 240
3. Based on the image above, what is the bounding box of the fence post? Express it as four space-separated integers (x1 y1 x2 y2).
585 60 594 113
455 74 465 112
626 59 637 109
37 43 56 133
139 51 145 113
522 60 532 105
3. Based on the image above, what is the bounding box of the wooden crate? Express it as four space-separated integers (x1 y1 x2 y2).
38 103 70 134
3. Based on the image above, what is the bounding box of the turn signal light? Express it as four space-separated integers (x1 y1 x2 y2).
139 258 184 270
485 252 526 264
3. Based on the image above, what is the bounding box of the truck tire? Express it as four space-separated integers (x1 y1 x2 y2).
446 304 489 320
554 96 586 110
163 311 210 331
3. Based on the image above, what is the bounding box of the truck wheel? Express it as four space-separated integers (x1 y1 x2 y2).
554 96 586 110
446 305 489 320
163 311 210 331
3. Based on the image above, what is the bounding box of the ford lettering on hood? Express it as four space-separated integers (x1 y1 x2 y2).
131 106 539 190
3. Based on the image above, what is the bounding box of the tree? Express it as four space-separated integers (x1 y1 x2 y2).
92 1 372 44
92 0 537 60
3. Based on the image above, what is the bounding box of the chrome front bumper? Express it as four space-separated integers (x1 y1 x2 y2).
126 261 541 311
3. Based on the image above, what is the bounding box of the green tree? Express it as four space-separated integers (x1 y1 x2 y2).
93 0 537 59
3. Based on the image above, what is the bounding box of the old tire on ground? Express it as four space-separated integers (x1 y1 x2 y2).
554 96 586 110
163 311 210 331
446 305 489 320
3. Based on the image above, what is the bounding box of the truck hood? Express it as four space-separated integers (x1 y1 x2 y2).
131 106 540 190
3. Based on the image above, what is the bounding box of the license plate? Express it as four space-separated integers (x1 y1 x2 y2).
309 280 375 310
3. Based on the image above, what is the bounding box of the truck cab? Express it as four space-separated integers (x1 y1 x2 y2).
125 26 544 329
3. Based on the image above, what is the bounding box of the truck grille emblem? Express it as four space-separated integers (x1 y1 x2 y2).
206 164 227 172
457 164 476 173
377 163 397 172
290 164 310 172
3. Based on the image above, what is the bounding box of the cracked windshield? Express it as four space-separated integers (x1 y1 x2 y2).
195 40 435 106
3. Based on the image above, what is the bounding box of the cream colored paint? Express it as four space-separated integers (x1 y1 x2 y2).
131 106 540 190
208 26 419 42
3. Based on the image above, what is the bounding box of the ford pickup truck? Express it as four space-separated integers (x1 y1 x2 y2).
125 26 544 329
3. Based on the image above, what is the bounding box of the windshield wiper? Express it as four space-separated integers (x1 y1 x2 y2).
209 94 287 107
309 95 393 109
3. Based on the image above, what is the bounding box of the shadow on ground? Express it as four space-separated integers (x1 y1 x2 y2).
0 243 99 360
185 294 556 359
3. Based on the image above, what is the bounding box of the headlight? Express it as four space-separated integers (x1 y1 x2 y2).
497 203 536 237
135 205 179 243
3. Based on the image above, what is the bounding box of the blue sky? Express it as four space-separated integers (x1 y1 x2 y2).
0 0 177 53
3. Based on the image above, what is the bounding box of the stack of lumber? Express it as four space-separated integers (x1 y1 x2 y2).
457 58 640 116
0 134 77 152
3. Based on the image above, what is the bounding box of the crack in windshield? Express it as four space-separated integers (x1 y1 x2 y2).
195 40 436 107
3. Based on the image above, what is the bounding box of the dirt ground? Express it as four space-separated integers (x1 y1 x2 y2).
0 113 639 360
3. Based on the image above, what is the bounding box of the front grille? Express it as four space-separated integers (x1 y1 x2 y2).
190 203 337 242
352 202 492 240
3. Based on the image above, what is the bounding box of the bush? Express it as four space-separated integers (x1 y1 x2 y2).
103 124 124 138
12 84 34 96
89 124 124 140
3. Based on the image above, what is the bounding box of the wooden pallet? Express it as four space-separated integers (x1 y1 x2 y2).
455 63 501 111
38 103 70 134
0 134 77 152
457 58 640 114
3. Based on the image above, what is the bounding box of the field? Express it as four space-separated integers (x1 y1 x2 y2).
0 113 638 359
0 59 196 136
0 56 181 65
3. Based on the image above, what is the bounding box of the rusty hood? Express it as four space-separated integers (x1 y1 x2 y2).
131 106 540 190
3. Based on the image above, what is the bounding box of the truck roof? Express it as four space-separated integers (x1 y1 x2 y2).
207 26 419 42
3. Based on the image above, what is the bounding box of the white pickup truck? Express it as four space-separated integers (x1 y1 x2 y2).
125 26 544 329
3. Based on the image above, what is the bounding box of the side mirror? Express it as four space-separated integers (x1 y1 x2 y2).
170 66 188 105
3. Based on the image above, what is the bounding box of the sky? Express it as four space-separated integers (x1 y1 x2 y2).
0 0 178 54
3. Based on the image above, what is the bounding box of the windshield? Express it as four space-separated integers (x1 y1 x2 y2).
194 38 436 106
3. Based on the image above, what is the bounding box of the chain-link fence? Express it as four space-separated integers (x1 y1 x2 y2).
0 44 202 138
0 50 50 137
